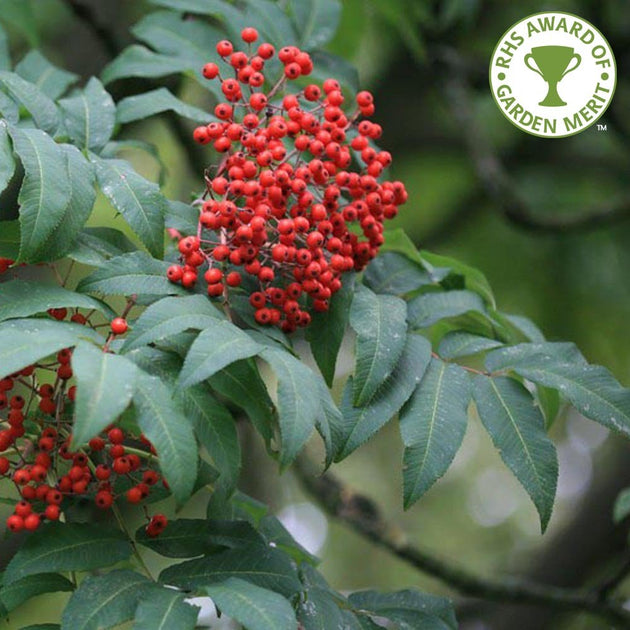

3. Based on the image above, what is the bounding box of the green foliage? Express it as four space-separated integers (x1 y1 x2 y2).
399 358 470 508
70 341 138 446
204 578 298 630
61 570 152 630
2 2 630 628
2 524 132 583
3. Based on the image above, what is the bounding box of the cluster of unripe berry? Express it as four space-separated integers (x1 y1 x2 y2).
167 28 407 331
0 309 167 536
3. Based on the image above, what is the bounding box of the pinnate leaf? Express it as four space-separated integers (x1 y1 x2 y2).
336 334 431 460
122 295 222 352
9 126 72 262
133 588 199 630
76 251 187 297
0 280 112 322
399 358 470 508
178 320 263 388
71 341 138 447
2 523 132 584
473 375 558 531
93 156 166 258
59 78 115 151
0 72 58 134
61 570 151 630
350 286 407 406
134 371 198 503
160 543 301 596
205 578 298 630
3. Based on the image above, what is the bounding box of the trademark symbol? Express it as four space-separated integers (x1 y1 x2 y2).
597 124 608 131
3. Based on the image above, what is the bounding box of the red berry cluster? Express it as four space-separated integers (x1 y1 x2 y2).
167 27 407 332
0 310 166 535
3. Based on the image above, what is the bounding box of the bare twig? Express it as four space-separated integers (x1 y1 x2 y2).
294 455 630 627
436 47 630 234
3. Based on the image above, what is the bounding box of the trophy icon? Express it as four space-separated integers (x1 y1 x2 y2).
524 46 581 106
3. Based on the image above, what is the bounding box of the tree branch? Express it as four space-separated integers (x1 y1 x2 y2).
436 48 630 234
294 455 630 628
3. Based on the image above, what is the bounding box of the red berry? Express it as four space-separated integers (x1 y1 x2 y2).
202 62 219 79
24 513 40 531
110 317 128 335
7 514 24 532
241 27 258 43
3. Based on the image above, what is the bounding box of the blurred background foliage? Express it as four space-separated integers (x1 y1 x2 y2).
1 0 630 628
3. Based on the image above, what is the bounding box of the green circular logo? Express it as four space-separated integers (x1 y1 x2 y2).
489 11 617 138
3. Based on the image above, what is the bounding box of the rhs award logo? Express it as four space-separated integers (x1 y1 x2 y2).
489 12 616 138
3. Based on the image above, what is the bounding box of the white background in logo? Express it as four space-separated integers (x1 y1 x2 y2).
490 12 616 138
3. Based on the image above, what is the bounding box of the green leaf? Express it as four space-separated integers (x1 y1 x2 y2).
0 122 15 196
473 375 558 531
485 342 586 372
134 371 198 504
259 515 318 566
93 156 166 258
15 50 78 99
349 589 457 630
2 523 132 584
437 331 502 360
0 72 58 134
298 587 345 630
242 0 297 47
160 544 302 596
363 252 433 296
0 318 101 380
408 290 487 329
133 588 199 630
205 578 298 630
131 11 222 86
59 78 115 151
61 570 151 630
379 228 424 265
76 251 187 297
9 126 72 262
503 314 545 342
420 251 496 308
0 0 38 46
178 384 240 503
0 23 9 70
135 518 264 557
399 358 470 508
260 345 321 467
116 87 209 124
19 625 60 630
306 273 354 386
101 45 194 84
0 220 19 258
509 362 630 440
614 488 630 524
35 144 96 262
149 0 244 24
178 321 263 388
68 227 137 267
336 334 431 460
350 286 407 406
165 200 198 234
309 51 358 95
122 295 222 352
0 90 19 123
291 0 341 49
208 359 274 445
71 341 138 447
0 573 73 612
0 280 112 323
